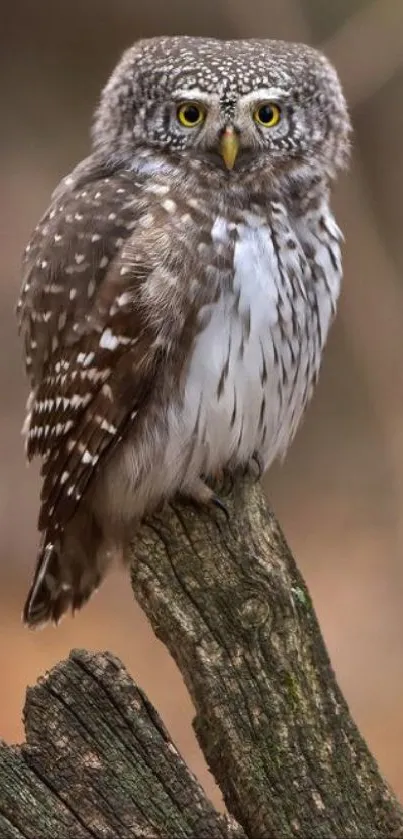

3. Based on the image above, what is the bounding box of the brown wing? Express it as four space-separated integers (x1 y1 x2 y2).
17 165 186 537
18 164 142 387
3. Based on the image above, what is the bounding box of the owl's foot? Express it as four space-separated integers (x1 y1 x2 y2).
209 467 236 498
183 478 229 520
244 451 264 481
211 493 230 520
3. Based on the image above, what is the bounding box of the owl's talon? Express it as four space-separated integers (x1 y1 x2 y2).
251 451 264 481
213 468 235 498
243 453 264 481
211 494 230 520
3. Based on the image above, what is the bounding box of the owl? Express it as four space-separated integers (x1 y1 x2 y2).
17 36 350 627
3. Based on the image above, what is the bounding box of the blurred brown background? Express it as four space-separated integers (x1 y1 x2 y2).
2 0 403 809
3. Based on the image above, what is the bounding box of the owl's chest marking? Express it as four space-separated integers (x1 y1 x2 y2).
179 209 330 474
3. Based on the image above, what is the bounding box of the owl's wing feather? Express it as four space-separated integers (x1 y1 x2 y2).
38 342 161 531
17 168 144 385
18 170 182 536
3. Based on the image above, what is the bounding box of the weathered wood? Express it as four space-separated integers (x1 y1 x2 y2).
1 474 403 838
0 649 243 839
130 473 403 838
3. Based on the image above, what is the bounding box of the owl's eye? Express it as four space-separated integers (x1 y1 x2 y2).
177 102 206 128
253 102 281 128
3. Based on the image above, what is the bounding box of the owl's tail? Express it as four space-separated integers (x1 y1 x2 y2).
23 510 108 628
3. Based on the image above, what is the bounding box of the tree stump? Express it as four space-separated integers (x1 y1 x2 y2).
1 475 402 838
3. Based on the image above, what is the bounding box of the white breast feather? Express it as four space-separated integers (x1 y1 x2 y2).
165 207 341 484
102 204 341 523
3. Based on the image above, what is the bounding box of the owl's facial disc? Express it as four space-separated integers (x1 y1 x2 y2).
93 38 351 181
169 87 292 172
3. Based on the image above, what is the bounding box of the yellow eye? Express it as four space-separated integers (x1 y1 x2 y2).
253 102 281 127
177 102 206 128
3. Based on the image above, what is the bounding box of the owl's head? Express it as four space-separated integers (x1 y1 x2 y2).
93 36 350 182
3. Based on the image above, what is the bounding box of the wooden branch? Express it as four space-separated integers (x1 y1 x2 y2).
0 648 243 839
2 475 403 837
130 474 403 838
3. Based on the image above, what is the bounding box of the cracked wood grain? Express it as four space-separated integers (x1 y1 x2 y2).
0 649 243 839
130 472 403 838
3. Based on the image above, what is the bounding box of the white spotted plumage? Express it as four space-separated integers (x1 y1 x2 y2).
17 35 350 627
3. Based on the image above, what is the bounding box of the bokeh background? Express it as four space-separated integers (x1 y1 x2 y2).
2 0 403 809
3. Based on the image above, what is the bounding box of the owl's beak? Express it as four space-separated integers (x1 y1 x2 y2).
219 127 240 170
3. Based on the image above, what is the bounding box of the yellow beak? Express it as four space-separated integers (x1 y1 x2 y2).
220 128 239 170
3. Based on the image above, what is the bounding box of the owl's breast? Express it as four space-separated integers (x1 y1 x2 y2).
168 204 341 479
